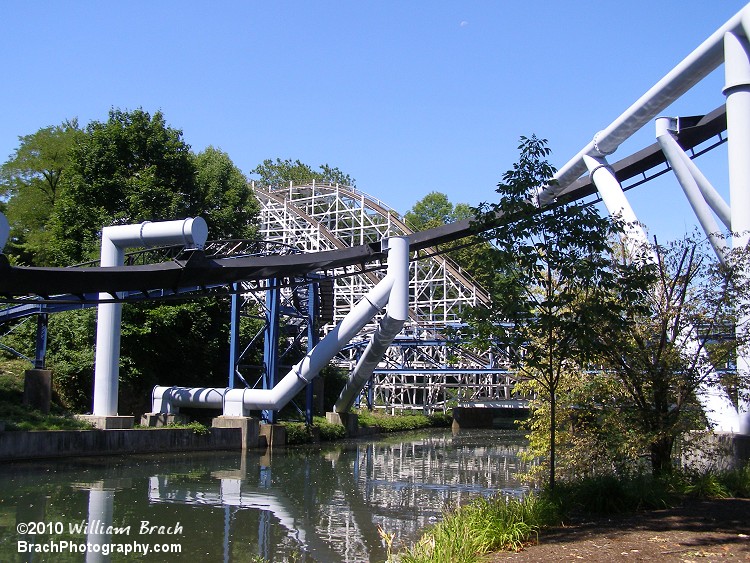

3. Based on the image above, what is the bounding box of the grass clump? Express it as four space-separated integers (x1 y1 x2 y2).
0 367 94 431
164 421 210 435
547 473 678 515
714 463 750 497
313 417 347 440
399 494 559 563
399 464 750 562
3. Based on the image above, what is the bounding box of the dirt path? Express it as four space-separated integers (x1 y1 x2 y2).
485 498 750 562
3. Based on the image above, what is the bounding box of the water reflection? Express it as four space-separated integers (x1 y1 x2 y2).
0 429 528 562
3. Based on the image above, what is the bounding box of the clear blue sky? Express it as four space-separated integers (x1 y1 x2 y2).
1 1 747 242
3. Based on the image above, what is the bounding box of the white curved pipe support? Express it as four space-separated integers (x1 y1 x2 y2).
86 487 115 563
583 154 650 259
680 326 740 433
334 236 410 413
93 218 209 417
655 117 729 265
224 237 409 416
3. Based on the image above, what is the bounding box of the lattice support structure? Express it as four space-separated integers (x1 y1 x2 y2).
256 181 514 413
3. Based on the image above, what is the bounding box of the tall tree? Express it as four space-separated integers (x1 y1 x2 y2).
467 135 621 489
7 108 261 414
593 236 750 474
404 191 456 231
404 192 495 290
48 109 199 264
0 120 81 264
193 146 259 240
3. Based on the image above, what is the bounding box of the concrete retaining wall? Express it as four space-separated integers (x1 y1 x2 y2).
0 428 242 462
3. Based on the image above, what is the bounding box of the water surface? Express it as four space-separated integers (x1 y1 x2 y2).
0 428 528 562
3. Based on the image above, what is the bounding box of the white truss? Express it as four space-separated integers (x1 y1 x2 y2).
255 181 515 412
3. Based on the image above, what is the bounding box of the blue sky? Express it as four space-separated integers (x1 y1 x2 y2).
1 1 747 243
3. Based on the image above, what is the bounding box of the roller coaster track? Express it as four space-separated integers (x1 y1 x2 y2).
0 104 727 306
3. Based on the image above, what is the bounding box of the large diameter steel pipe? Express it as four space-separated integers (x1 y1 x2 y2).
334 237 409 413
546 5 750 203
151 386 227 414
223 237 407 416
655 118 729 264
224 270 395 415
583 154 650 256
93 218 208 417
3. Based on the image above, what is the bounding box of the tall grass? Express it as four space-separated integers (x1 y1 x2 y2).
397 464 750 562
399 494 559 563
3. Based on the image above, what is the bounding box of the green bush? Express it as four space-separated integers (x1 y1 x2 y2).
547 473 679 515
716 463 750 497
280 418 347 444
0 367 94 431
356 410 443 432
313 417 347 441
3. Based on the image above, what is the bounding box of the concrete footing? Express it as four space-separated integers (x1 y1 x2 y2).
212 416 260 450
140 413 190 427
23 369 52 414
76 415 135 430
259 424 287 448
326 411 359 436
682 432 750 470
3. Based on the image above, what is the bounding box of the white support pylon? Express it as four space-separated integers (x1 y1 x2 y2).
92 218 208 417
724 26 750 434
655 116 729 264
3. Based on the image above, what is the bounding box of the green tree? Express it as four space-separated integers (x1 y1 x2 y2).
404 192 496 290
592 236 750 474
4 108 261 414
48 108 198 264
252 158 355 188
404 191 456 231
467 135 621 489
193 146 259 240
0 120 82 264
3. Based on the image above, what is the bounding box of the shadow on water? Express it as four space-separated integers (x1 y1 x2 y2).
0 428 529 562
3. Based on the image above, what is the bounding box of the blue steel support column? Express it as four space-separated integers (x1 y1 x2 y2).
263 279 280 423
258 460 272 561
34 312 48 370
305 281 319 425
228 283 241 389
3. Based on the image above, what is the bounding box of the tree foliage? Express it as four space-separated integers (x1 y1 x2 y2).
591 236 750 474
0 108 261 414
404 191 458 231
404 191 495 290
49 109 201 264
466 135 623 489
252 158 355 189
0 120 82 264
469 138 750 480
193 146 259 240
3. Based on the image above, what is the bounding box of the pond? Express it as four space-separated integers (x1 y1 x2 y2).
0 428 530 562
